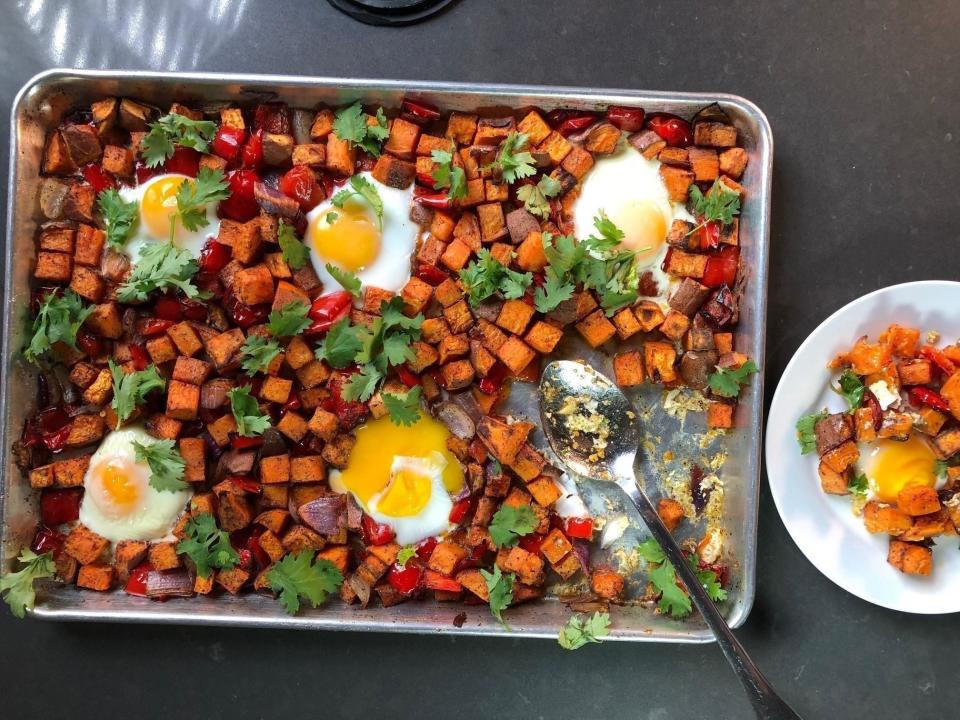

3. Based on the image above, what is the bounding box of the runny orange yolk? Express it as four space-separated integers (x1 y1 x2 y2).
141 175 190 241
333 415 463 514
865 435 939 504
309 204 381 273
609 199 668 267
98 461 141 507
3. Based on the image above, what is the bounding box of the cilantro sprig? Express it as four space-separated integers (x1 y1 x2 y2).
459 248 533 306
240 335 283 375
558 611 611 650
325 263 362 298
109 360 166 428
488 504 538 548
133 438 188 493
480 565 514 630
332 102 390 157
1 549 54 618
278 220 310 270
517 175 561 219
382 386 422 427
690 179 741 226
24 290 94 365
140 112 218 168
431 149 467 201
637 539 727 619
265 550 344 615
267 301 311 338
707 360 759 398
177 513 240 579
117 241 204 303
172 167 230 239
485 131 536 184
97 188 139 250
315 317 364 369
832 369 865 411
331 175 384 229
228 385 272 437
848 473 869 497
795 410 827 455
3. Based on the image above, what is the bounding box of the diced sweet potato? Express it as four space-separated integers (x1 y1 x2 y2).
657 498 685 532
887 539 932 576
233 264 274 306
166 380 200 420
501 546 545 585
863 501 913 536
688 147 720 182
853 407 877 442
77 563 114 591
537 131 572 165
495 336 536 374
309 109 334 140
477 203 508 243
917 407 947 437
148 541 181 571
575 310 617 348
445 112 478 145
322 434 356 469
897 485 941 516
384 117 420 160
372 154 415 189
260 454 291 484
719 147 748 179
590 566 625 600
53 456 92 487
634 302 666 332
706 402 734 429
427 541 468 576
821 441 859 474
660 310 691 341
584 122 620 154
524 321 563 355
64 524 109 565
401 277 433 316
276 411 309 442
613 351 645 387
290 455 326 484
443 299 473 335
496 299 535 335
66 414 105 447
818 461 850 495
166 321 202 357
205 328 245 369
660 165 695 202
74 225 105 267
441 359 475 390
644 341 677 383
326 134 355 176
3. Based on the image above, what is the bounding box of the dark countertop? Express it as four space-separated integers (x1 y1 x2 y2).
1 2 957 718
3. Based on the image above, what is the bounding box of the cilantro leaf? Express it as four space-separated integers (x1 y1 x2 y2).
558 611 611 650
431 149 467 201
480 565 514 630
486 131 536 184
278 219 309 270
517 174 561 219
383 386 422 427
265 550 344 615
459 248 532 306
848 473 869 497
325 263 362 298
342 364 384 403
691 557 728 603
396 546 417 567
267 300 311 338
315 317 364 369
832 369 865 411
707 360 759 398
227 385 272 437
488 504 538 548
332 103 389 157
109 360 166 428
690 179 741 226
240 335 283 375
133 438 188 492
23 290 94 365
796 410 827 455
175 166 230 233
97 188 139 250
0 549 55 618
381 297 423 332
332 174 384 229
639 539 728 619
117 242 203 303
176 513 240 579
140 112 218 168
935 459 950 481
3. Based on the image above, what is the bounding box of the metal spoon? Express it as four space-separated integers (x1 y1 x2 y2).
539 360 801 720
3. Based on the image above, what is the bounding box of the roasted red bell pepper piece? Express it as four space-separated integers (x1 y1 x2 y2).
179 298 209 322
415 264 449 286
413 186 453 209
306 291 353 335
519 532 545 555
31 526 64 555
478 362 509 395
211 125 247 163
279 165 324 212
361 515 395 546
551 111 596 136
448 497 472 524
646 113 693 147
226 475 262 494
702 246 740 288
565 517 594 540
282 392 302 413
82 163 116 193
198 240 232 276
124 561 154 597
395 364 421 388
423 570 462 592
223 292 270 330
909 387 951 414
605 106 645 132
247 531 271 568
919 346 957 375
135 318 174 337
219 168 260 222
700 219 723 250
240 129 264 169
76 329 107 358
40 488 83 526
387 562 423 595
231 435 264 451
163 147 200 177
153 296 184 322
129 343 149 371
415 537 439 562
401 98 440 124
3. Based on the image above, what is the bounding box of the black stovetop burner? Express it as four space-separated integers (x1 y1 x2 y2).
327 0 458 26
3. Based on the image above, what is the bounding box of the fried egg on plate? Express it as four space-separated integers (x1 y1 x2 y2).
573 143 694 306
304 172 417 295
78 427 192 542
118 173 221 262
862 434 946 504
329 414 464 545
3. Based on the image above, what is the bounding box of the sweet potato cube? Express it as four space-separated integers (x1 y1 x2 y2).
326 134 355 176
517 110 552 146
283 335 314 371
166 380 200 420
259 376 293 404
216 567 251 594
260 454 291 484
821 441 859 474
206 328 245 369
645 341 678 383
77 563 114 591
146 414 182 441
524 321 563 354
540 528 573 565
29 465 54 489
659 165 695 202
179 437 206 483
74 225 105 267
853 407 877 443
660 310 691 341
613 351 645 387
461 177 485 207
401 277 433 315
515 231 547 271
575 310 617 348
818 460 849 495
172 356 212 385
887 540 932 576
634 302 666 332
688 147 720 182
537 131 572 165
114 540 148 583
43 131 76 175
372 154 415 189
878 412 913 440
441 359 475 390
665 249 708 279
897 485 941 516
719 147 748 179
612 308 642 339
584 122 621 154
54 456 92 488
440 239 472 272
501 546 544 585
694 122 738 148
445 112 478 145
234 265 274 306
897 359 933 386
276 411 309 442
443 299 473 334
290 455 325 484
64 525 109 565
863 501 913 536
310 109 334 140
917 407 947 437
527 475 562 507
456 568 490 601
80 368 112 405
165 321 201 357
496 299 535 335
495 336 536 374
477 203 508 243
384 117 420 160
292 142 326 168
66 414 106 447
427 541 469 575
69 266 105 302
145 334 177 365
707 402 735 429
561 145 595 179
148 541 181 571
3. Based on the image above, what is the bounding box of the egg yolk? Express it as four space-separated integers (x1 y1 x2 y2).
865 435 938 504
141 175 193 242
609 199 668 267
310 204 381 273
90 459 146 519
333 415 463 512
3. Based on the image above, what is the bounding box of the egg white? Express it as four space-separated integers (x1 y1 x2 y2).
79 427 192 543
304 172 417 295
573 144 694 307
118 173 221 262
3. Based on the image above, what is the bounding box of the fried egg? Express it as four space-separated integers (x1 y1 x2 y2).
118 173 221 261
78 427 192 542
304 172 417 295
862 434 944 504
573 144 694 305
329 414 464 545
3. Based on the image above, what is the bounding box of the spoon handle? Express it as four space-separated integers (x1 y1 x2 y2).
618 480 802 720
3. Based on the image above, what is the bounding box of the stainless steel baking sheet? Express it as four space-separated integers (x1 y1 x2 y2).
2 69 772 642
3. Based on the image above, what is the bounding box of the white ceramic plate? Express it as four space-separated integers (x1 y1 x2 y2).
766 280 960 614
